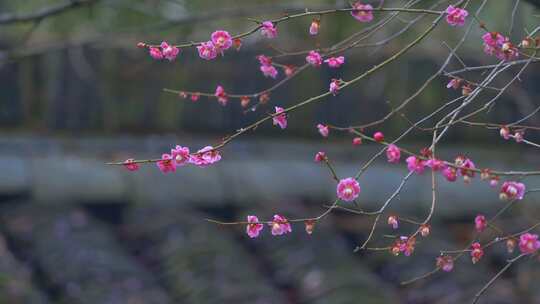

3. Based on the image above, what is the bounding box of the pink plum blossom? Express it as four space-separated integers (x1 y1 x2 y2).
123 159 139 171
246 215 264 238
171 145 190 166
482 32 505 56
211 30 233 51
261 21 277 38
317 124 329 137
324 56 345 68
519 233 540 254
329 79 340 95
160 42 180 61
352 137 362 145
420 224 431 237
445 5 468 26
190 93 200 102
149 47 163 60
306 51 323 67
269 214 291 236
214 85 228 106
197 41 218 60
337 177 361 202
257 55 272 66
474 215 487 232
351 2 373 22
309 19 320 35
388 215 399 229
437 256 454 272
470 242 484 264
393 236 415 256
314 151 326 162
283 65 296 77
443 167 457 182
157 153 176 173
446 78 462 89
260 65 278 78
513 130 524 143
500 126 510 140
373 131 384 142
189 146 222 167
500 181 526 201
386 144 401 163
406 156 425 174
272 106 287 129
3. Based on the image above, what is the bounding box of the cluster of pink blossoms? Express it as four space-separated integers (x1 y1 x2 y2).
470 242 484 264
482 32 519 61
324 56 345 68
246 214 291 238
196 30 238 60
445 5 468 26
350 2 373 23
257 55 278 79
125 145 221 173
499 181 526 201
214 85 228 106
391 236 416 256
148 42 180 61
329 79 341 95
500 126 525 143
519 233 540 254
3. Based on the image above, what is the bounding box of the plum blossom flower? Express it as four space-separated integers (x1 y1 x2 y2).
260 65 278 78
406 156 425 174
386 144 401 163
446 78 462 89
309 19 320 35
445 5 468 26
214 85 228 106
257 55 272 66
392 236 415 256
272 106 287 129
190 93 200 102
513 130 524 143
470 242 484 264
420 224 431 237
211 30 233 52
519 233 540 254
306 51 323 67
373 131 384 142
500 126 510 140
149 47 163 60
351 2 373 22
337 177 361 202
171 145 190 166
314 151 326 163
123 159 139 171
458 157 476 182
352 137 362 145
233 38 242 50
157 153 176 173
283 65 296 77
160 42 180 61
189 146 221 167
387 215 399 229
482 32 505 56
197 41 218 60
474 215 487 232
261 21 277 38
324 56 345 68
506 238 517 253
500 181 526 201
489 177 499 188
304 219 316 234
317 124 329 137
329 79 340 95
442 167 457 182
436 256 454 272
240 96 250 108
269 214 291 236
246 215 264 238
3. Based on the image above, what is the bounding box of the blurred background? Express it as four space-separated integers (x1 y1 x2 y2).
1 0 540 303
